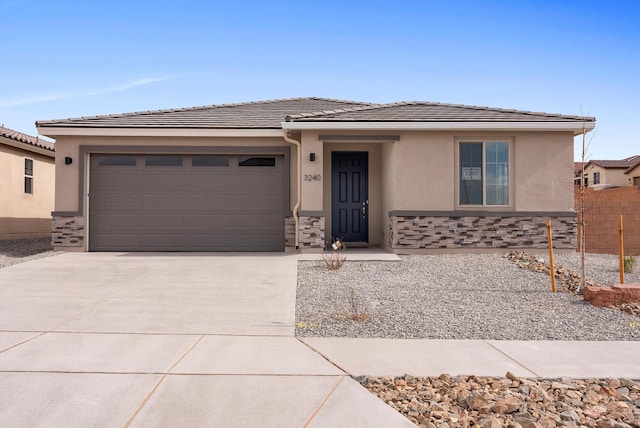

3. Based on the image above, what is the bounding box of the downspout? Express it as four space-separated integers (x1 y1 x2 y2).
283 130 301 249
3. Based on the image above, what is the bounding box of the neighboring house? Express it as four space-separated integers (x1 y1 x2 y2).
580 155 640 189
36 97 595 252
0 126 55 239
625 157 640 188
573 162 586 186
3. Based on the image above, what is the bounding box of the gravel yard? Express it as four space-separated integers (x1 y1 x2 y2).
0 238 60 269
295 252 640 341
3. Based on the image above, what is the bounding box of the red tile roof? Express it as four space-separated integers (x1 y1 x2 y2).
0 126 55 152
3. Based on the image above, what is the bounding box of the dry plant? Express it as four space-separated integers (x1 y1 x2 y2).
346 288 369 322
321 238 346 270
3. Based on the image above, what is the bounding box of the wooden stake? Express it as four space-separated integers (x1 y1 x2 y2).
546 219 556 293
619 214 624 284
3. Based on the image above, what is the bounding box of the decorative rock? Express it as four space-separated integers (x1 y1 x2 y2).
357 374 640 428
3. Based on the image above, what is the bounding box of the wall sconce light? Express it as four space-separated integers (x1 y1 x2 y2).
64 156 73 165
309 153 316 162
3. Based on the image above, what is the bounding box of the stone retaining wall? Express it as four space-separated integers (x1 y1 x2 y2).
389 215 577 249
52 215 85 248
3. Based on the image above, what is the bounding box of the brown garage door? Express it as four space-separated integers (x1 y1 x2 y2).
89 154 285 251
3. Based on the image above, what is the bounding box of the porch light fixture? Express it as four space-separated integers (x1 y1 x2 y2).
309 153 316 162
64 156 73 165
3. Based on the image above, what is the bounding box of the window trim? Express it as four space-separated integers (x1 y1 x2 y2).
24 158 34 195
455 138 513 209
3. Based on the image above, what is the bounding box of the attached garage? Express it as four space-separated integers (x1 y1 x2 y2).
88 153 286 252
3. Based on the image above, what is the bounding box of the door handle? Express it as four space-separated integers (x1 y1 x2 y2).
362 200 368 218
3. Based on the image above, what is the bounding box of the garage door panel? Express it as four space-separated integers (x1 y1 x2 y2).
236 195 282 210
188 195 235 211
235 215 281 228
90 213 140 230
142 195 188 209
89 153 285 252
188 214 236 228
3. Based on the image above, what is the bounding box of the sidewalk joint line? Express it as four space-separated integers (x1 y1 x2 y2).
296 338 350 375
302 376 345 428
483 340 540 378
123 334 204 428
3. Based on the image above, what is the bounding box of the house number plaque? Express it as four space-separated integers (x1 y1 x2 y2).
304 174 322 181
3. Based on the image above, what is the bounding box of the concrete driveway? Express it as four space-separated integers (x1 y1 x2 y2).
0 252 412 428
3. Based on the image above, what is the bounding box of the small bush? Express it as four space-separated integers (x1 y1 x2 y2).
624 256 636 273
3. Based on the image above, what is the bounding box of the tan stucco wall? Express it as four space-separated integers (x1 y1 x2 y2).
513 132 574 211
0 142 55 239
52 135 295 214
583 164 630 188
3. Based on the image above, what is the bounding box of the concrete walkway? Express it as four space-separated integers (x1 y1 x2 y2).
0 253 639 427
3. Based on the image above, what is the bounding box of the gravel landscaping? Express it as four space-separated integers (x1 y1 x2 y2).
0 238 60 269
295 252 640 341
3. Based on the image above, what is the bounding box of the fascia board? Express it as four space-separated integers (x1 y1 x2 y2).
0 138 55 157
281 121 596 134
35 127 285 138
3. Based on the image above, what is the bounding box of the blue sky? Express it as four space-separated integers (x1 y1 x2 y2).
1 0 638 160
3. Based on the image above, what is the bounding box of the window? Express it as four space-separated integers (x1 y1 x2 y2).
238 157 276 167
593 171 600 185
192 156 230 167
24 158 33 194
145 156 183 166
583 175 588 187
98 156 137 166
459 141 509 206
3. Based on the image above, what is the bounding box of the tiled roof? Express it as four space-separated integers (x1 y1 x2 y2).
0 126 55 152
36 97 595 129
574 162 586 175
285 101 595 123
624 157 640 174
588 155 640 169
36 97 369 129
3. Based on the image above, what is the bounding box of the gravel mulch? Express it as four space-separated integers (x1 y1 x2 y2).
0 238 61 269
295 253 640 341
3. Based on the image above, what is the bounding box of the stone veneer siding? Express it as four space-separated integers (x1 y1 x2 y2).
284 216 295 247
52 215 85 248
390 215 577 249
298 215 325 248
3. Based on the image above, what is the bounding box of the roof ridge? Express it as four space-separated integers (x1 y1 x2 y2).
285 100 596 122
0 125 55 151
37 97 371 126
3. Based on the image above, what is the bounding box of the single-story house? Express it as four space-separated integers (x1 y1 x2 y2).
580 155 640 189
0 126 55 239
624 157 640 188
36 97 595 252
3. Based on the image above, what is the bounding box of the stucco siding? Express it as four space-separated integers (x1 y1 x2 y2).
0 144 55 239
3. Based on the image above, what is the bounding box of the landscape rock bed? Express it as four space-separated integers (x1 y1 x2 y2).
356 373 640 428
0 238 60 269
295 253 640 340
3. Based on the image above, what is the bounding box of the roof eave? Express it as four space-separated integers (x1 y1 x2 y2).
281 121 596 135
0 137 55 157
36 126 285 138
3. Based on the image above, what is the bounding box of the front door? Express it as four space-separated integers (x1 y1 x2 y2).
331 152 368 243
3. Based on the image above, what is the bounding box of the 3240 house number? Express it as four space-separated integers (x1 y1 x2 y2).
304 174 322 181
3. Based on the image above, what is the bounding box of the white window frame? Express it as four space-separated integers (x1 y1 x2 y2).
455 138 513 208
24 158 34 195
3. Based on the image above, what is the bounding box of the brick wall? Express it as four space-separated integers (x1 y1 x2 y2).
575 185 640 255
